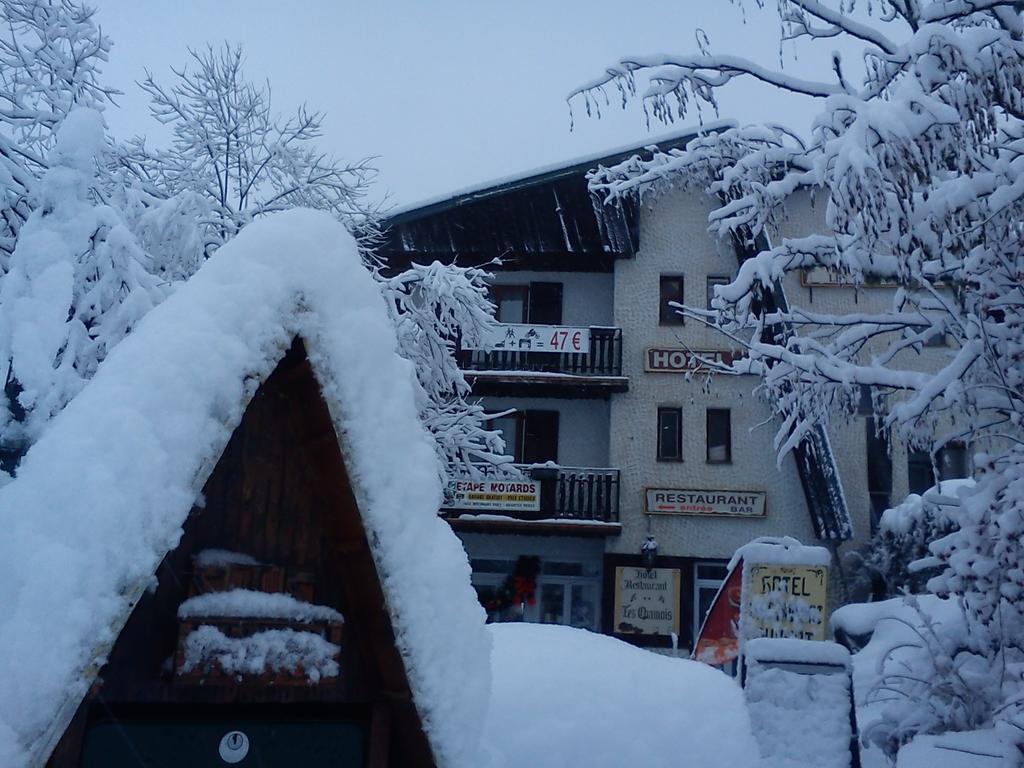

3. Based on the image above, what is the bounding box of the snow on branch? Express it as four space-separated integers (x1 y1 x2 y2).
580 0 1024 750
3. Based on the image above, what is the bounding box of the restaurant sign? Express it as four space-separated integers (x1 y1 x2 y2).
745 564 828 641
645 488 766 518
465 323 591 354
444 478 540 512
645 348 743 373
613 566 681 636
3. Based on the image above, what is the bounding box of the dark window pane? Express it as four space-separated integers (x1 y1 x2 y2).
527 282 563 325
523 410 559 464
940 442 968 480
657 408 682 461
696 563 729 581
540 583 565 624
908 449 935 495
706 409 731 463
660 276 685 325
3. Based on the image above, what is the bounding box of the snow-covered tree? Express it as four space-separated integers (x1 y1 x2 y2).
0 0 117 265
575 0 1024 750
121 42 508 479
0 108 166 469
0 2 170 474
381 260 509 476
118 43 380 256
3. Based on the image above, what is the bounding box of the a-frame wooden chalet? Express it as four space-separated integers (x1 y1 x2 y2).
0 210 491 768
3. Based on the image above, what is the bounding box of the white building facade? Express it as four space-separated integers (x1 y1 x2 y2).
380 132 965 652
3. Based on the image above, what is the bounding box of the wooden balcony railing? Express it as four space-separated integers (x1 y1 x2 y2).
458 326 622 377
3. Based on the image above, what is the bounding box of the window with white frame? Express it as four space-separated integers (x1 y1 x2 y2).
693 561 729 641
470 555 601 630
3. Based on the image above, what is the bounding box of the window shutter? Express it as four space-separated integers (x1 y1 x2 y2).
523 410 559 464
528 282 563 325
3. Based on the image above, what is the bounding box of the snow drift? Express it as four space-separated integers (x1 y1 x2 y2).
483 623 759 768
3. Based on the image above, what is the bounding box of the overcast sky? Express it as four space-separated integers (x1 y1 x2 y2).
95 1 837 209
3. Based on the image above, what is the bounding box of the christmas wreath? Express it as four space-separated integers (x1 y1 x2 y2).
485 556 540 614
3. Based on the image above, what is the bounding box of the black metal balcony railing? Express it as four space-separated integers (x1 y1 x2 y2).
458 326 622 377
446 465 620 524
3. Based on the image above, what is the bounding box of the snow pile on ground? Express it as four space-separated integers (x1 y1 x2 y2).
178 589 343 623
483 623 759 768
894 729 1019 768
832 596 1023 768
180 625 340 683
743 640 852 768
0 209 490 768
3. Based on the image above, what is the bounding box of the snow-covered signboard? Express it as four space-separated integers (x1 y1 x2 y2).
444 478 541 512
645 488 766 518
612 567 681 636
465 323 591 353
745 564 828 641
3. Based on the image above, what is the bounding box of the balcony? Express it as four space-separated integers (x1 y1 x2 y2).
443 464 621 536
457 325 626 394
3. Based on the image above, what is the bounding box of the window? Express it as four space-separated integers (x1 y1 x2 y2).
471 556 600 630
706 276 730 310
693 561 729 640
908 442 969 494
491 410 559 464
491 285 528 323
489 282 563 324
865 417 892 532
706 409 732 463
659 276 685 325
940 442 968 480
657 407 683 461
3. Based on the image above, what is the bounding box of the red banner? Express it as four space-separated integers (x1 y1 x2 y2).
692 560 743 666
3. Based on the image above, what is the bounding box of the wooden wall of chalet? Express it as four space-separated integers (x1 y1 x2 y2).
48 339 435 768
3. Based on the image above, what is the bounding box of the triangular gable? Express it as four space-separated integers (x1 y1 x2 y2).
0 210 491 768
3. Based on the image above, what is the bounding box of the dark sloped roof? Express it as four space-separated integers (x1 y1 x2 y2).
380 122 734 267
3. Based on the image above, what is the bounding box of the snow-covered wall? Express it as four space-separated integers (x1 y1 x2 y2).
0 210 491 768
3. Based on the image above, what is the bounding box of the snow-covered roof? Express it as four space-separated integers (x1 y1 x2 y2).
385 120 736 223
0 209 491 767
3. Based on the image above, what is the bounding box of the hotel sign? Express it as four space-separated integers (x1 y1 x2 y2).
444 478 541 512
746 564 829 641
613 566 681 636
645 488 766 518
645 348 742 373
465 323 591 354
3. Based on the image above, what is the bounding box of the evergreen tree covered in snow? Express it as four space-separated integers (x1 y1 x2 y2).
0 108 166 467
576 0 1024 750
0 0 117 265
